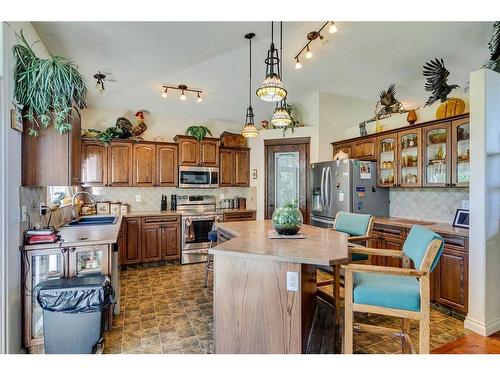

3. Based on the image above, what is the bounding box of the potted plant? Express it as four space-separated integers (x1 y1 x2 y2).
185 125 212 141
13 31 87 136
272 201 303 235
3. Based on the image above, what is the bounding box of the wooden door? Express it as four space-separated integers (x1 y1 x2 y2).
234 149 250 187
219 148 234 187
265 138 310 223
451 117 470 187
434 247 468 313
376 134 397 187
81 140 108 186
397 128 422 187
157 144 178 186
141 224 162 262
162 225 179 260
178 138 200 166
133 143 156 186
108 142 133 186
332 142 353 158
69 107 82 186
353 137 376 161
422 122 451 187
122 218 141 264
200 139 219 166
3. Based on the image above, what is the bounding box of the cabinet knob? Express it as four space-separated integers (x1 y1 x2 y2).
60 248 68 254
69 247 76 252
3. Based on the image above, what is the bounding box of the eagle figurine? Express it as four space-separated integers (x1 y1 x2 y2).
422 58 459 107
374 83 408 120
485 21 500 72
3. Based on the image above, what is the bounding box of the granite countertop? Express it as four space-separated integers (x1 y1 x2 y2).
210 220 349 266
374 216 469 237
23 215 123 251
124 208 256 217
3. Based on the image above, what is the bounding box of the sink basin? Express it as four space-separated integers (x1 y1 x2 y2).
64 216 117 226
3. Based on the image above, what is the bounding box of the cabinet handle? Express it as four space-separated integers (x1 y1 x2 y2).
60 248 68 254
69 247 76 252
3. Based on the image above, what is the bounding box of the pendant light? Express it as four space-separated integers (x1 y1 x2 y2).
241 33 259 138
271 22 292 129
256 22 287 102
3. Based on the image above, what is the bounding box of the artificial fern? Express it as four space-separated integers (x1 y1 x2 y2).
185 125 212 141
13 30 87 135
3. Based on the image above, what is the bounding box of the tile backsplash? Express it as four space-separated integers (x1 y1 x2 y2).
85 186 257 212
390 188 469 223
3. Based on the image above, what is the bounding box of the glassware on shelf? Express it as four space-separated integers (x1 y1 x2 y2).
76 250 103 276
455 123 470 184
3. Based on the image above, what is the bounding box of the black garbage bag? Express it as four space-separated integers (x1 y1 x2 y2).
36 275 114 313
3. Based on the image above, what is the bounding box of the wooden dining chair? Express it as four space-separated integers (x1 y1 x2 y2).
317 211 374 324
342 224 444 354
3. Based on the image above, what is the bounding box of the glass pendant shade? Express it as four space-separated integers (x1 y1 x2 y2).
256 73 287 102
242 106 258 138
271 104 292 128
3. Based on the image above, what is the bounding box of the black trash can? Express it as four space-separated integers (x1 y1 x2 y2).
36 275 114 354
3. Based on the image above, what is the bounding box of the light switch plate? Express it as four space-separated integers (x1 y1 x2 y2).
21 206 27 222
135 195 142 202
287 271 299 292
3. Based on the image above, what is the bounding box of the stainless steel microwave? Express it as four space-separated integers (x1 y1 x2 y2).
179 166 219 188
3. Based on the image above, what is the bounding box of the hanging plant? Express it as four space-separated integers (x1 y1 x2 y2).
12 30 87 136
185 125 212 141
281 103 300 136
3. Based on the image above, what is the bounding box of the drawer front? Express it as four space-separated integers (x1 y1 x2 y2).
371 224 406 240
217 229 235 243
142 216 180 224
223 211 256 222
440 234 468 252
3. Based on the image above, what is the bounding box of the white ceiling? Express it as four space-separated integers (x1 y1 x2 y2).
32 21 493 124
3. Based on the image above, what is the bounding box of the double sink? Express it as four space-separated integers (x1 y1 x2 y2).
63 215 118 227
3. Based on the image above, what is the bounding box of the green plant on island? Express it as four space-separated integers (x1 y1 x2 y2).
185 125 213 141
13 31 87 136
271 201 303 235
96 127 124 146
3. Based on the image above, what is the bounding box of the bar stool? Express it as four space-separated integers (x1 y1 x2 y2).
204 230 218 287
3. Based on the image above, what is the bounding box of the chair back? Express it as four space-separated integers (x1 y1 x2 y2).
334 212 373 237
402 225 444 272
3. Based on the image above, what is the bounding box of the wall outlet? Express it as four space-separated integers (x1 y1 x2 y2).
135 195 142 202
287 271 299 292
21 206 27 222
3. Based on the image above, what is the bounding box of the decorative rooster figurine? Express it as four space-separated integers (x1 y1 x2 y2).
422 58 459 107
132 111 147 139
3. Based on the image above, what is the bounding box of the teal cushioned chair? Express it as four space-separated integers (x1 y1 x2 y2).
343 225 444 354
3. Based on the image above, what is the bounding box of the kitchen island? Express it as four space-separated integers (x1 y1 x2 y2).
210 220 349 354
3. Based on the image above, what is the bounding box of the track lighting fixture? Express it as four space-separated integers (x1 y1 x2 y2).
295 58 302 70
161 84 203 102
305 46 313 59
329 21 338 34
294 21 338 69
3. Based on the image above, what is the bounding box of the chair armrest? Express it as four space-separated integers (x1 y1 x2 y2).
349 246 403 258
348 235 372 242
341 263 427 278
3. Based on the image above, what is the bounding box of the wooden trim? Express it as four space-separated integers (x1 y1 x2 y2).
264 137 311 146
352 303 421 320
331 113 469 146
82 137 178 147
342 263 426 277
344 269 354 354
349 246 404 258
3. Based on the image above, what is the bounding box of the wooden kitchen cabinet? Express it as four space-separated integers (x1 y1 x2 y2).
220 147 250 187
133 143 156 186
222 211 256 222
22 106 82 186
422 122 451 187
141 224 163 262
397 128 422 187
332 141 353 158
161 224 180 260
108 142 133 186
157 143 178 186
200 138 220 167
82 140 108 187
121 217 142 264
353 137 376 161
451 117 470 187
376 134 398 187
175 135 220 167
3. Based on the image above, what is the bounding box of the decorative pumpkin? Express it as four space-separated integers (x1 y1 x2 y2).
435 98 465 119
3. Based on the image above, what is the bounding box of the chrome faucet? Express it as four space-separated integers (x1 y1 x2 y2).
71 191 96 221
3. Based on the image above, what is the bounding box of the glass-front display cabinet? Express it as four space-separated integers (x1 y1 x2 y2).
23 245 110 348
377 135 398 187
397 128 422 187
451 118 470 187
423 123 451 187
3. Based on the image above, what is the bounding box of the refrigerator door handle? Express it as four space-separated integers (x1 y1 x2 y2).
326 166 331 209
320 167 326 209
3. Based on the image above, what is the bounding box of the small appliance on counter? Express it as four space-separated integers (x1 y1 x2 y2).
170 194 177 210
161 195 168 211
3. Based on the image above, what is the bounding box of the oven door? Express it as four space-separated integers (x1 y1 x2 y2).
179 166 218 188
181 216 215 264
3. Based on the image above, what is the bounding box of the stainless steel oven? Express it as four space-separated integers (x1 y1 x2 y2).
181 214 221 264
179 166 219 188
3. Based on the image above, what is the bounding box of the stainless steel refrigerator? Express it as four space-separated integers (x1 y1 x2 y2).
310 159 389 228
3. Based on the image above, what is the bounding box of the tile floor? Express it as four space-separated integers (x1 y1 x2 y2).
30 261 469 354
